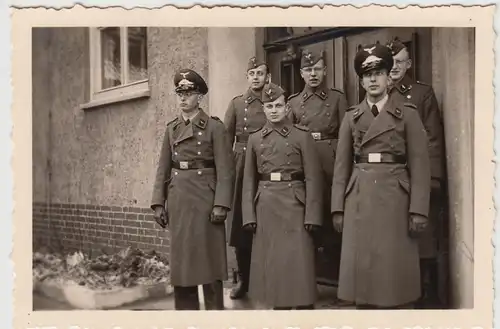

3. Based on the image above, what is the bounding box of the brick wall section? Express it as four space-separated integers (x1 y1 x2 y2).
32 202 170 258
32 202 237 278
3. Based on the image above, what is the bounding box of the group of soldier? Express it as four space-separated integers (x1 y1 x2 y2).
150 38 445 311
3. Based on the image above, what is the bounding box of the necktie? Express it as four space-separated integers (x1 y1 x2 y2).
371 105 379 117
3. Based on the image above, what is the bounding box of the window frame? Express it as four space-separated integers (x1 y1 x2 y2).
82 27 150 110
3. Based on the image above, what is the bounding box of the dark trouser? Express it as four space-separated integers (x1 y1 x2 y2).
174 280 224 310
356 303 414 310
417 258 439 308
231 246 251 298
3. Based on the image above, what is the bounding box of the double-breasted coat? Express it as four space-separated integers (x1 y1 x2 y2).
287 84 348 279
242 120 323 308
151 109 235 287
224 89 267 248
331 97 431 307
388 75 445 259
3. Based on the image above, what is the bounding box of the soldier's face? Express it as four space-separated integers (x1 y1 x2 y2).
390 48 412 82
300 60 326 88
246 65 269 91
361 69 390 98
176 91 201 112
263 95 287 123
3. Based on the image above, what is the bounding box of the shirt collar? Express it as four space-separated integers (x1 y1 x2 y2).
367 93 389 113
181 109 200 123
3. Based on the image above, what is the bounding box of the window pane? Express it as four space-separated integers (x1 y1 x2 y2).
127 27 148 83
100 27 122 89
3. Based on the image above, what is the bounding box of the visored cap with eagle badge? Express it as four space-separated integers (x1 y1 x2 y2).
301 49 325 68
354 43 394 77
261 83 286 103
247 56 268 71
174 68 208 95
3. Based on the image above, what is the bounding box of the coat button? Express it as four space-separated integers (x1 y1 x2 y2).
198 171 202 175
198 132 203 136
243 147 246 150
174 171 178 175
197 141 201 145
245 108 248 112
197 151 201 155
244 117 247 121
174 152 178 155
288 183 292 187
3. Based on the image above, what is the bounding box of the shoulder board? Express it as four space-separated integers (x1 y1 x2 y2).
294 124 309 132
287 92 300 101
249 127 264 134
403 102 417 109
167 117 179 126
415 80 430 86
211 116 223 122
346 105 358 112
231 94 244 101
330 87 345 94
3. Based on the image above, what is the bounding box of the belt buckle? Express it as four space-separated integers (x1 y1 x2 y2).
270 173 282 181
311 132 321 140
179 161 189 169
368 153 382 163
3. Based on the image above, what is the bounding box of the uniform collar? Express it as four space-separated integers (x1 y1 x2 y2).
366 94 389 113
393 75 413 94
261 119 292 137
244 88 263 104
302 83 328 101
179 108 208 129
181 109 200 123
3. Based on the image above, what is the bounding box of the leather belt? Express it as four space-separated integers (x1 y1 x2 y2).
354 153 406 164
172 160 215 170
235 135 249 143
310 132 338 141
259 172 305 182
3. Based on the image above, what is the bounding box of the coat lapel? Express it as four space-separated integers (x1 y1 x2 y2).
361 99 397 146
173 114 195 144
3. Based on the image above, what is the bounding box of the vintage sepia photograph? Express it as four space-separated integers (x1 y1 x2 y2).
31 24 475 311
10 4 493 329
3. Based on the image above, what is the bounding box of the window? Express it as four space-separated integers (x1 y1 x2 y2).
84 27 150 109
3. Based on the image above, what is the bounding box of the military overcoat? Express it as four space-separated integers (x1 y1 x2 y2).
223 89 267 248
242 120 323 308
388 75 445 259
331 97 431 307
151 109 235 287
287 84 348 280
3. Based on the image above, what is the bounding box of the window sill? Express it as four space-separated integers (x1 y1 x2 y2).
80 86 151 111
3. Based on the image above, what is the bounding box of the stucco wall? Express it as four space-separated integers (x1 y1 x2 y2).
32 27 209 208
431 27 475 309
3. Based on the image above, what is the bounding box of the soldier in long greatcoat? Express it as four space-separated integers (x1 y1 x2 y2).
151 69 235 310
386 38 446 308
223 56 269 300
287 50 348 285
242 83 323 310
331 44 431 308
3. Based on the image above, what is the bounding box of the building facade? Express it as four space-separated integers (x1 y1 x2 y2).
32 27 475 308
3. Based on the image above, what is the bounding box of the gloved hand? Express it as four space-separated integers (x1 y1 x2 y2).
243 223 257 233
210 206 228 225
153 206 168 229
332 213 344 233
304 224 319 233
408 214 429 238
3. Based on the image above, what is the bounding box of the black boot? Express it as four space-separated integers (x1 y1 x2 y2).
230 247 251 300
416 258 439 309
174 286 200 310
203 280 224 310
